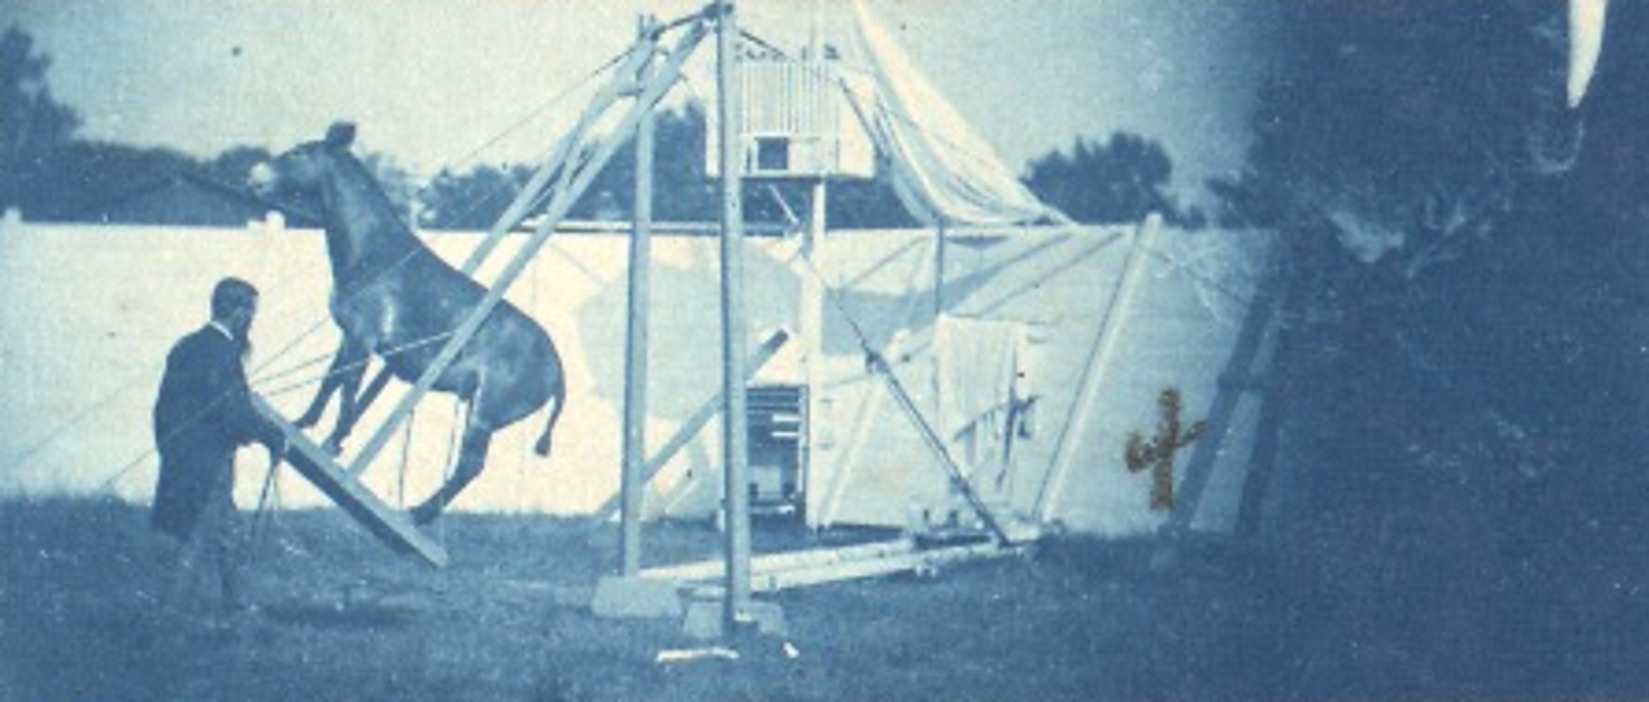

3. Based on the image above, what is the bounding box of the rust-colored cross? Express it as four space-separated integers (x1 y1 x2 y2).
1124 388 1206 512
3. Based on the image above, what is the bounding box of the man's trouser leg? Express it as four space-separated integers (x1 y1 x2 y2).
199 493 246 613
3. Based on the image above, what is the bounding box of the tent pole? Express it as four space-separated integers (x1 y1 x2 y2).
1035 213 1161 521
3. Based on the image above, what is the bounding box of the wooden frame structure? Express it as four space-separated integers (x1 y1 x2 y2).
269 1 1116 639
254 12 712 560
258 3 780 638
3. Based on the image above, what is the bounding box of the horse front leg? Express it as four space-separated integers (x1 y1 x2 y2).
318 340 371 455
326 365 394 451
294 341 363 430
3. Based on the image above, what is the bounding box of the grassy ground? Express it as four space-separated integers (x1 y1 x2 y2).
0 498 1285 702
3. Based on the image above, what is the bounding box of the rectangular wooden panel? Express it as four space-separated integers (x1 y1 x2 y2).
251 394 450 568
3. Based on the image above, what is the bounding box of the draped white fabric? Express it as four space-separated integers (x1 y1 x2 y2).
841 0 1067 227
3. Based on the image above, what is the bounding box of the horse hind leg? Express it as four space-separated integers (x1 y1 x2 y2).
410 400 494 526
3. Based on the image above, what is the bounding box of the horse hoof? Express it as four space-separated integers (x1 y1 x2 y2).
410 504 439 526
322 439 343 456
294 415 319 430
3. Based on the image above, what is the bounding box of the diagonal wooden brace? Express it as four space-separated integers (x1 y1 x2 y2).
592 328 790 523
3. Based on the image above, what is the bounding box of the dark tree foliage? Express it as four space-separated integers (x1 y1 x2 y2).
0 27 285 224
823 166 918 230
29 140 198 221
1 26 82 214
199 146 273 188
1022 132 1181 225
419 163 534 231
564 104 715 224
1215 7 1649 672
1211 0 1576 274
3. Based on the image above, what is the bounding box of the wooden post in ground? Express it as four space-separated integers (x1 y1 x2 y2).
714 0 756 637
619 15 659 578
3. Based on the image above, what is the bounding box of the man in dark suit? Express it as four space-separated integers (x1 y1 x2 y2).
152 277 285 617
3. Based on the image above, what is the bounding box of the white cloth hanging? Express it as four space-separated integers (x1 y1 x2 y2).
841 0 1068 228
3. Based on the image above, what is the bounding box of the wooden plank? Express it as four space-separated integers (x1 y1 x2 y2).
649 538 1029 596
251 394 450 568
642 538 915 582
752 540 1025 592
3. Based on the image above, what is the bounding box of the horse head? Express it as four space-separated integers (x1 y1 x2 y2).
248 122 358 204
250 122 419 284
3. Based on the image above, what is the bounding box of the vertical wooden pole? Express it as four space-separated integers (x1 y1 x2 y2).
619 15 658 578
802 178 826 527
714 0 753 634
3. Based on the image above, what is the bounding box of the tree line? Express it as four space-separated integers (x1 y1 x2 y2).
2 25 1191 230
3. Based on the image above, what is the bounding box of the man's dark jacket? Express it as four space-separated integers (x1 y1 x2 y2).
151 325 278 539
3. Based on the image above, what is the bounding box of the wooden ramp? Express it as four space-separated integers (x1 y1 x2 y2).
251 394 450 568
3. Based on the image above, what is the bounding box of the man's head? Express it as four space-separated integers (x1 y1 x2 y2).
210 277 259 341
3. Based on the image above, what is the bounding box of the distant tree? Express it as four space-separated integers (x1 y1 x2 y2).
419 163 532 231
823 164 917 230
1022 132 1180 225
0 26 82 215
570 104 718 224
30 140 197 221
362 152 417 225
200 146 273 187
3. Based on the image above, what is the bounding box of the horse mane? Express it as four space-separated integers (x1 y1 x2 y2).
328 149 419 240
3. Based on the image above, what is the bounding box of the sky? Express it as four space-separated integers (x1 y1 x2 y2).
1 0 1277 206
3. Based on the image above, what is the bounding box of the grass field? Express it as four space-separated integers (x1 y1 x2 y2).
0 498 1295 701
3 495 1643 701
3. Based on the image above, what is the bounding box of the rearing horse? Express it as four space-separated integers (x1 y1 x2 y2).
250 123 566 524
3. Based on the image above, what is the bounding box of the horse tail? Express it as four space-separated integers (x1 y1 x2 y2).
533 378 564 457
